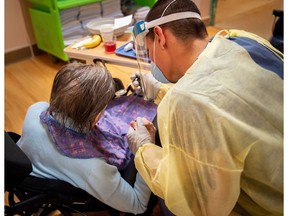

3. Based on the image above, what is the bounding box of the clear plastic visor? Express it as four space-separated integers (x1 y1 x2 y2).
132 12 201 100
133 11 201 59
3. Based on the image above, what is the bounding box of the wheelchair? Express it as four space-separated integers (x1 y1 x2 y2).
5 131 124 216
5 131 158 216
270 9 283 53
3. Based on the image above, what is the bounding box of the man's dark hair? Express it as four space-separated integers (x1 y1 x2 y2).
145 0 208 41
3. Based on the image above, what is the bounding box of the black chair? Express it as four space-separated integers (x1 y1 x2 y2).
5 130 158 216
5 131 121 216
270 9 283 53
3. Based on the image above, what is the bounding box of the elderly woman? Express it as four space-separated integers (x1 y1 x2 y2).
17 62 157 215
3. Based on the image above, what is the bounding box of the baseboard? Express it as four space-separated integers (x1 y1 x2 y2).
5 45 44 65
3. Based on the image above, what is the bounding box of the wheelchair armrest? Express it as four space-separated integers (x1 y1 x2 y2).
5 131 32 190
18 175 113 211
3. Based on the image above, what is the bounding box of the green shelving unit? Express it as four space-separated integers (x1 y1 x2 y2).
29 0 101 61
28 0 157 62
210 0 218 26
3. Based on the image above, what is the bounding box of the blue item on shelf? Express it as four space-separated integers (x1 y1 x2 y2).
115 41 150 62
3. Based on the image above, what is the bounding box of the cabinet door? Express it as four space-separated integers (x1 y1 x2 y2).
29 8 68 61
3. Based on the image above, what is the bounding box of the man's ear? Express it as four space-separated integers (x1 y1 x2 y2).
154 26 166 49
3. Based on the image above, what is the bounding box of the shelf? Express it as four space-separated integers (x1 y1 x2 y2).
134 0 157 8
57 0 102 10
28 0 157 62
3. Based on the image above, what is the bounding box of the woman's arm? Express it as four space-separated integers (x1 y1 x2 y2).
85 161 151 214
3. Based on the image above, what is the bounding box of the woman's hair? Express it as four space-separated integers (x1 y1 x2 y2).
145 0 208 41
48 63 115 133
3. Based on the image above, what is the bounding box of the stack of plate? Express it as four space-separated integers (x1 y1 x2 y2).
86 15 133 36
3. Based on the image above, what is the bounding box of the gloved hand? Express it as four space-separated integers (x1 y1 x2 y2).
127 117 156 155
130 72 160 101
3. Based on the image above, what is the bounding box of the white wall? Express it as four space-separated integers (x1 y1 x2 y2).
5 0 35 53
194 0 211 20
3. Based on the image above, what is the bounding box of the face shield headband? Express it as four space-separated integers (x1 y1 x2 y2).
132 11 201 100
133 11 201 51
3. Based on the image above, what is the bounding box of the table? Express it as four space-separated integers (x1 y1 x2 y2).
64 32 151 88
64 26 221 86
64 26 220 66
64 32 147 69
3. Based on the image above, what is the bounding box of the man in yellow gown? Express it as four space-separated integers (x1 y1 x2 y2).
127 0 283 215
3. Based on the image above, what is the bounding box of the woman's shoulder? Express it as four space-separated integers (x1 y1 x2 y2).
28 101 49 112
25 102 49 120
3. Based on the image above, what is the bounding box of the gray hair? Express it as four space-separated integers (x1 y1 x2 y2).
49 63 115 133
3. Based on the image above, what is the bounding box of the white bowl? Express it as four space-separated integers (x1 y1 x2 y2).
86 18 130 36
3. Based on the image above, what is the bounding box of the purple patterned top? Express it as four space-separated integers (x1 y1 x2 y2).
40 95 157 170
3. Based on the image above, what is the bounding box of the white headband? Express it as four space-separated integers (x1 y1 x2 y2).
146 11 201 30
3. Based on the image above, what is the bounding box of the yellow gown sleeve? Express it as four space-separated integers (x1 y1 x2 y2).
154 83 173 105
134 144 165 198
135 34 283 216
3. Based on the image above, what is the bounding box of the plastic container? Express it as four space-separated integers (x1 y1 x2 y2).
100 27 117 53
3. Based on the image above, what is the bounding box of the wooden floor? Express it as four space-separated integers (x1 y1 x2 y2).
214 0 283 40
4 0 283 215
4 54 141 134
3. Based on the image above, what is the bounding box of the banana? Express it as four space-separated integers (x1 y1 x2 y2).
83 34 102 48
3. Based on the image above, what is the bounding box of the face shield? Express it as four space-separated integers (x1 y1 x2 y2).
132 12 201 99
